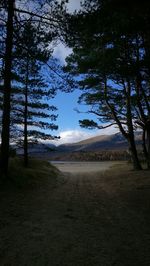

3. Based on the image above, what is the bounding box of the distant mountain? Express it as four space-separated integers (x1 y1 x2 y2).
16 132 142 158
57 133 129 152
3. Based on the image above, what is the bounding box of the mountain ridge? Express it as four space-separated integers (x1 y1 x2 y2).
57 132 129 152
16 132 142 156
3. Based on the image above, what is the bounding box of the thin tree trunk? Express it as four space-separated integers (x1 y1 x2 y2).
0 0 15 177
142 128 149 165
147 124 150 169
24 59 29 167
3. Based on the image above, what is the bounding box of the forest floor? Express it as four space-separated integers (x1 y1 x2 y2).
0 161 150 266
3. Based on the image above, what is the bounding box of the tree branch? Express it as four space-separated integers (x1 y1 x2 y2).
96 122 117 129
14 8 62 24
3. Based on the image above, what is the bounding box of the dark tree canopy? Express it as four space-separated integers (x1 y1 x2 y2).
64 0 150 169
0 0 69 176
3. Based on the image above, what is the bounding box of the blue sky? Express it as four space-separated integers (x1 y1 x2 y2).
51 43 102 144
51 85 118 145
50 51 118 145
52 89 83 132
49 0 118 144
52 88 100 130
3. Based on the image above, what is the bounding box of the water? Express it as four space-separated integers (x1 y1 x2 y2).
50 161 117 173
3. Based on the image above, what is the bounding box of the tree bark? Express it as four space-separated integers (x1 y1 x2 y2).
0 0 15 177
135 71 150 169
147 122 150 169
104 77 142 170
127 134 142 170
126 81 142 170
142 128 148 161
24 59 29 167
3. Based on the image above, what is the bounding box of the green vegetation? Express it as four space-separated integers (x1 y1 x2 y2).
12 21 58 167
64 0 150 170
0 0 150 178
0 1 68 176
6 158 60 188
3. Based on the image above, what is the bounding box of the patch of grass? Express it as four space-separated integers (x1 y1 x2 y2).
7 157 61 188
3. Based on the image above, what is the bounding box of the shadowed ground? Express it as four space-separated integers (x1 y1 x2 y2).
0 162 150 265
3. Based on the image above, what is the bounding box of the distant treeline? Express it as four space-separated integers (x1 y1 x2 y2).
50 150 145 162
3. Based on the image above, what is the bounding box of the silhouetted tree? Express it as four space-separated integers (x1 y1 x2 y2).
64 0 150 169
0 0 15 177
0 0 68 177
11 21 58 167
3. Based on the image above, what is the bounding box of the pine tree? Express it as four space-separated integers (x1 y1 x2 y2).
0 0 15 177
11 21 58 167
64 0 150 169
0 0 68 176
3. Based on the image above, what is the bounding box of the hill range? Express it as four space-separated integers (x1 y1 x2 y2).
26 132 142 161
57 133 129 152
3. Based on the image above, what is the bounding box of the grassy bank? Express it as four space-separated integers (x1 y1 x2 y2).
5 157 61 188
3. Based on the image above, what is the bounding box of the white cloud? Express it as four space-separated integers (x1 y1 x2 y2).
67 0 81 13
51 125 119 145
58 130 94 144
57 0 81 13
52 43 72 64
51 129 94 145
99 124 119 135
53 0 82 64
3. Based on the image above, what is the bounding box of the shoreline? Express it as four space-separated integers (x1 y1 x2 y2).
50 160 122 173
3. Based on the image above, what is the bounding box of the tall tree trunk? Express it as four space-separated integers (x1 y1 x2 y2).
126 81 142 170
24 59 29 168
24 90 28 168
104 77 142 170
135 73 150 169
0 0 15 177
128 134 142 170
142 128 148 165
147 123 150 169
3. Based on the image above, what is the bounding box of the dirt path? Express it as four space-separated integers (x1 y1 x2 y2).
0 167 150 265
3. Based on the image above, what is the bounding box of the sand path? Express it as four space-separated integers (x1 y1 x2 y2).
0 165 150 265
